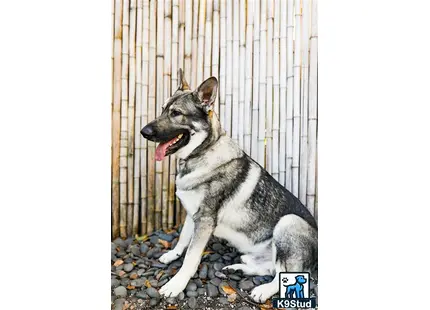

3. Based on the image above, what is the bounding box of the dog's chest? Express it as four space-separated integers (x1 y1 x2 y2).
175 188 205 216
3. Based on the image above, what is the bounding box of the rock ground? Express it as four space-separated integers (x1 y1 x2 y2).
111 227 318 309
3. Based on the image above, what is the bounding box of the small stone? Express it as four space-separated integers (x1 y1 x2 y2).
117 250 127 257
222 255 232 262
135 291 149 299
158 233 175 242
149 298 159 306
213 262 225 271
140 243 149 254
142 270 155 277
177 291 185 301
150 236 159 245
123 263 134 272
113 298 125 310
149 279 158 287
171 238 178 249
215 271 227 279
114 286 127 297
194 278 203 288
166 297 176 304
209 253 221 262
124 257 133 264
208 267 216 279
197 288 206 296
186 290 198 297
158 278 168 287
146 248 158 259
111 278 120 288
137 269 146 276
131 279 145 288
206 283 219 297
219 297 229 304
210 277 221 286
239 280 254 291
186 282 197 291
188 297 197 309
144 287 158 299
130 245 140 256
125 237 134 247
229 274 242 281
120 278 129 286
151 262 167 269
113 238 127 248
199 264 208 279
153 251 164 259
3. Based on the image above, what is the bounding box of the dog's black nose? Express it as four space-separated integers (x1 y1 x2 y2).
140 125 154 138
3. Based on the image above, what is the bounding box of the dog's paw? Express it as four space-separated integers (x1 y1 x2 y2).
159 274 189 297
222 263 246 272
158 250 181 264
250 283 278 303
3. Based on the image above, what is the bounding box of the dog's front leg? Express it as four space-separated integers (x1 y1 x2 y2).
159 215 194 264
159 215 214 297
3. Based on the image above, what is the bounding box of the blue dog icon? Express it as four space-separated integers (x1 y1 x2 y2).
283 275 307 298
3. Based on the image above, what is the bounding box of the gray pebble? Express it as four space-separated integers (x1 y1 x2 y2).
210 277 221 286
211 243 224 251
142 270 155 277
140 243 149 254
113 286 127 297
209 253 221 262
113 238 127 248
239 280 255 291
222 255 232 262
219 297 229 305
146 287 160 298
158 233 175 242
153 251 164 259
158 278 168 287
197 288 206 296
213 262 225 271
186 282 197 291
152 262 167 268
123 263 134 272
125 237 134 246
166 297 177 304
137 269 146 276
149 279 158 287
146 248 158 259
130 245 140 256
124 257 133 264
116 265 124 271
229 274 242 281
177 291 185 300
194 278 203 288
188 296 197 309
150 236 159 244
171 238 178 249
206 283 219 297
208 267 216 279
120 278 129 286
131 279 145 288
113 298 125 310
135 291 149 299
186 290 199 297
149 298 159 306
117 250 126 257
215 271 227 279
199 264 208 279
111 278 120 288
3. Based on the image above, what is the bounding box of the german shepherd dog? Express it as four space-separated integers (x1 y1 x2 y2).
141 69 317 303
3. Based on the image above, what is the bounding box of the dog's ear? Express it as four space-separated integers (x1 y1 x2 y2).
195 77 218 109
176 68 190 91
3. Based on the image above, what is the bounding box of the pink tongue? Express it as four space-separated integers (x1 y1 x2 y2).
155 137 177 161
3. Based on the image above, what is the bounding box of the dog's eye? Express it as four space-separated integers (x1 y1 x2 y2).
170 110 182 117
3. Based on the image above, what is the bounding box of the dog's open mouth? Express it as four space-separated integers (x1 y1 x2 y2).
155 132 190 161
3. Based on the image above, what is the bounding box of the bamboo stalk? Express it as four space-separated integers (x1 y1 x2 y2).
140 0 150 234
127 0 137 237
212 0 220 114
191 0 199 88
285 0 294 191
196 0 206 84
307 0 317 216
146 0 157 234
120 0 130 239
266 0 273 174
231 0 239 144
112 0 123 239
272 0 280 182
162 0 172 230
134 0 143 236
219 0 226 128
243 0 253 155
238 0 245 149
225 0 232 137
251 0 260 160
292 0 302 197
204 0 213 79
177 0 185 71
169 0 179 229
299 0 310 205
184 0 193 83
278 0 287 187
257 0 266 167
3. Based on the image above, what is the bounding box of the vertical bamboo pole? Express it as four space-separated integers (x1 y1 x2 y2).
162 0 172 231
219 0 226 128
140 0 149 235
119 0 130 239
231 0 239 144
134 0 143 236
257 0 266 167
285 0 294 191
279 0 287 187
238 0 246 149
244 0 253 155
147 0 156 234
112 0 123 239
191 0 199 88
169 0 179 229
212 0 220 114
251 0 260 160
197 0 206 83
292 0 302 197
155 0 164 231
127 0 137 237
307 0 317 216
272 0 280 182
266 0 273 174
225 0 232 137
299 0 309 205
204 0 213 79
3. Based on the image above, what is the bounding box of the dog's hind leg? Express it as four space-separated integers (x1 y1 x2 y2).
223 252 273 276
250 214 317 303
159 215 194 264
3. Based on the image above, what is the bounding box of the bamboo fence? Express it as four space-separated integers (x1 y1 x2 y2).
112 0 318 239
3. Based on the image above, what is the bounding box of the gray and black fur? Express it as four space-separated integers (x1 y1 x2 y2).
141 69 318 303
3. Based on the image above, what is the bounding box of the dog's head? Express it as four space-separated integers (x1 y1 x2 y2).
141 69 218 161
295 275 307 284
